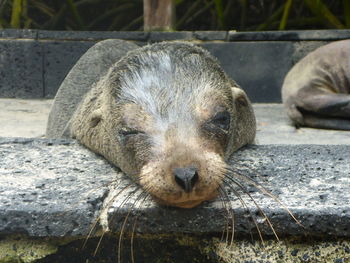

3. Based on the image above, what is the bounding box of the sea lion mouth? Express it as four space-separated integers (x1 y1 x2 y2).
153 196 205 209
170 199 203 209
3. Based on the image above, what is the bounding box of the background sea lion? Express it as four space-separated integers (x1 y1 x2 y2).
282 40 350 130
46 40 256 208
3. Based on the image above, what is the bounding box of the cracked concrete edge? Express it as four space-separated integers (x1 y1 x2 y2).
1 137 350 239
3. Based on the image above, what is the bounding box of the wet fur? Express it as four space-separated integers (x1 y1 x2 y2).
282 40 350 130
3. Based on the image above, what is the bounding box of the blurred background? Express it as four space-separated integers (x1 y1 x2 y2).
1 0 349 31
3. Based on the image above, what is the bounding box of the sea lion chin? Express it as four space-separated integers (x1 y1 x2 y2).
47 40 256 208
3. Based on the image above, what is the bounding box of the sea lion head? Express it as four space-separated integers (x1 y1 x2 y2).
71 42 256 208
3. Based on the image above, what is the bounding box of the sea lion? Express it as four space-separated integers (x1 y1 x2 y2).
282 40 350 130
46 39 256 208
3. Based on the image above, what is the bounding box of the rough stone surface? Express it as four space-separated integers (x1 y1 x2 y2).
228 29 350 41
37 30 149 41
201 42 293 102
0 138 349 239
43 41 94 98
0 138 116 237
149 31 194 42
0 29 38 39
193 31 227 41
0 40 43 98
2 29 350 100
215 238 350 263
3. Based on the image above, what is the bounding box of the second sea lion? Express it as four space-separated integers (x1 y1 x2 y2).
282 40 350 130
46 40 256 208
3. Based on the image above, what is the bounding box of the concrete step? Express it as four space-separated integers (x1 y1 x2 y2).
0 137 349 262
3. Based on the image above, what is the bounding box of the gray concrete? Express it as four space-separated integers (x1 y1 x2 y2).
0 137 349 238
0 138 114 237
254 104 350 145
0 99 52 138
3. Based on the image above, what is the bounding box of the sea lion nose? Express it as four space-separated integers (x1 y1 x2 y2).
173 166 199 193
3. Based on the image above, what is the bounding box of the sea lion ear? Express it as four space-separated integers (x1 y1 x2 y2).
89 108 103 128
227 86 256 153
230 86 249 107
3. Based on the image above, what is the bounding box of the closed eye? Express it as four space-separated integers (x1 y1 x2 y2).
119 129 145 137
210 111 230 130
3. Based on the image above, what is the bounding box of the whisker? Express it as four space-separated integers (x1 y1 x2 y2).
224 175 279 241
131 193 151 263
83 182 133 250
93 184 137 256
118 191 148 263
223 178 266 245
218 185 235 246
228 167 303 228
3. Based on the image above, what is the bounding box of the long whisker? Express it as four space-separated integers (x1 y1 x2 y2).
222 179 265 244
218 185 235 246
93 185 138 256
224 175 279 241
229 167 303 228
131 193 151 263
83 182 133 249
118 191 148 263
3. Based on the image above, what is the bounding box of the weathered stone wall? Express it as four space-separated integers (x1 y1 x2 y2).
1 29 350 102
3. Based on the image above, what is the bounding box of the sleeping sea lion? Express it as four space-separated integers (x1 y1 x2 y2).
282 40 350 130
46 39 256 208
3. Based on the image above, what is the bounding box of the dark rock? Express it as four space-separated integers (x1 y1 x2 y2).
201 42 294 102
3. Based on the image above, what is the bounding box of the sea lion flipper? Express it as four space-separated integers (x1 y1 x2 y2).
302 114 350 130
296 88 350 118
290 87 350 130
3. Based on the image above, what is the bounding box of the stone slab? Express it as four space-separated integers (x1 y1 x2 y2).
0 29 38 39
0 40 43 98
193 31 227 41
148 31 194 42
42 41 94 98
0 138 349 239
0 138 115 237
1 29 350 100
0 99 52 138
201 42 294 103
37 30 149 41
228 29 350 41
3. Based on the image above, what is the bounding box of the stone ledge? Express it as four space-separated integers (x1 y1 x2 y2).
0 137 349 239
1 29 350 41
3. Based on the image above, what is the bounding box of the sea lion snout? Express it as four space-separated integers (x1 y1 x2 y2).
173 165 199 193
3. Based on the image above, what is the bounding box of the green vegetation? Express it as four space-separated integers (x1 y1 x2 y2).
1 0 349 31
